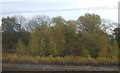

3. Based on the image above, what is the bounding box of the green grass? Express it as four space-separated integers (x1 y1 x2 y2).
2 53 118 65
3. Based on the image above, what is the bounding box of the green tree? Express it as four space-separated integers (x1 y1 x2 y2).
80 32 109 57
28 29 41 55
16 39 26 55
63 20 77 56
2 16 30 53
77 13 101 33
76 13 110 57
52 16 66 56
2 17 20 52
109 40 118 57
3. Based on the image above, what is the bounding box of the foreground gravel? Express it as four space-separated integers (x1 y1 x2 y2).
2 63 118 71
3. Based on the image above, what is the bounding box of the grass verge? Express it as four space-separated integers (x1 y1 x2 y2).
2 53 118 66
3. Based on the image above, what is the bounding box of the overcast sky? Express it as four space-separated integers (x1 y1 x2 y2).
0 0 120 23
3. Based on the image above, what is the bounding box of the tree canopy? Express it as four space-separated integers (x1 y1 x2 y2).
2 13 118 58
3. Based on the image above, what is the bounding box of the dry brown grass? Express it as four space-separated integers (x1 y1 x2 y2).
2 53 118 65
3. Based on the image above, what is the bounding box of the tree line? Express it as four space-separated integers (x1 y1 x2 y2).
2 13 119 58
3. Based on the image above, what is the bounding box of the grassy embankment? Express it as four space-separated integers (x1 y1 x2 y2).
3 53 118 66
